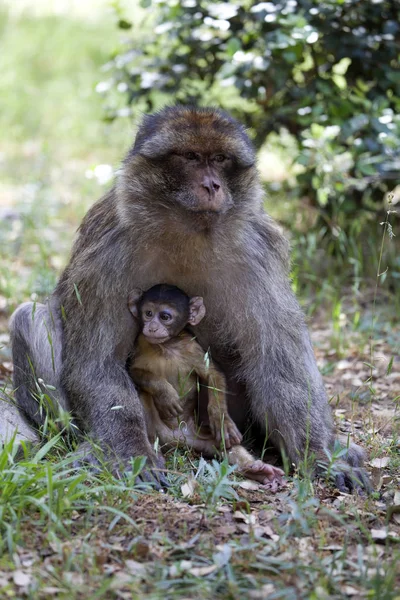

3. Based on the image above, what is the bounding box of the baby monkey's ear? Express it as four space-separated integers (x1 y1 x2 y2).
188 297 206 326
128 288 143 318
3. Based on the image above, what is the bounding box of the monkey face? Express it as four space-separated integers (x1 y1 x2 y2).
172 151 234 216
124 107 257 230
128 285 206 345
140 302 185 344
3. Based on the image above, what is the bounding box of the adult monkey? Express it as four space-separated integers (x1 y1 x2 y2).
10 106 369 491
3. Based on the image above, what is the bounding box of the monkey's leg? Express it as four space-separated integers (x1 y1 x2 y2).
9 297 68 429
62 353 168 481
236 321 370 493
194 360 242 449
210 245 370 493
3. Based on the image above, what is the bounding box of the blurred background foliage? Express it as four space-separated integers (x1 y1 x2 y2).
100 0 400 291
0 0 399 311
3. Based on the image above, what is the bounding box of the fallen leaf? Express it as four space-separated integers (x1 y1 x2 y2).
337 360 352 370
371 529 387 541
213 544 231 567
387 490 400 522
188 565 218 577
13 571 32 587
125 560 146 576
249 583 275 598
342 585 361 596
258 510 275 523
213 525 236 536
238 480 260 490
233 511 256 525
133 540 151 559
370 457 390 469
181 476 197 498
110 571 133 588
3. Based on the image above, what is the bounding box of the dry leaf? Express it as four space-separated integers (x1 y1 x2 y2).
217 505 231 513
13 571 32 587
188 565 218 577
370 457 390 469
337 360 352 370
213 525 237 536
64 572 84 586
371 529 387 541
181 476 197 498
342 585 361 596
233 510 248 522
238 480 260 491
110 571 133 588
233 511 256 525
387 490 400 522
249 583 275 598
125 560 146 576
133 540 151 559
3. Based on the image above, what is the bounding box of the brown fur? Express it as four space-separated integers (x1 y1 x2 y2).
130 323 284 486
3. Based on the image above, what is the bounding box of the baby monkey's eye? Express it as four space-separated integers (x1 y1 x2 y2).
160 312 172 322
213 154 226 163
145 310 153 318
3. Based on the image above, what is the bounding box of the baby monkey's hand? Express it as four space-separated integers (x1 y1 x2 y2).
153 390 183 420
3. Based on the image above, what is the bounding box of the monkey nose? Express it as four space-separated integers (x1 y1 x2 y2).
202 176 221 196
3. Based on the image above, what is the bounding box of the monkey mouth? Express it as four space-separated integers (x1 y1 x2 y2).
191 209 223 214
145 336 170 345
189 208 226 218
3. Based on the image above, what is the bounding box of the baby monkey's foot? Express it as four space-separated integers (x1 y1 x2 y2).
242 460 285 491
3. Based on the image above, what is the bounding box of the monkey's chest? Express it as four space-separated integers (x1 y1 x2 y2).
161 357 198 399
133 243 215 297
132 351 198 399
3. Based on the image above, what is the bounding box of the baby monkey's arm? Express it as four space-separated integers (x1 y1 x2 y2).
189 344 242 449
131 367 182 420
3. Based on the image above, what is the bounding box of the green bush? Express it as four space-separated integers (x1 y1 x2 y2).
101 0 399 241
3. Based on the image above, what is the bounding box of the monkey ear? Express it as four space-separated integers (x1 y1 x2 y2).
188 297 206 326
128 288 143 318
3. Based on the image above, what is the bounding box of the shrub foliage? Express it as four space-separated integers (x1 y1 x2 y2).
102 0 399 234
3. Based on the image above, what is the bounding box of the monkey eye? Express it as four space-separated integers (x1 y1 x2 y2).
160 312 172 322
184 151 198 161
145 310 153 318
213 154 226 163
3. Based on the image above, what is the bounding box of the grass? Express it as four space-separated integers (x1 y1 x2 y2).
0 4 399 599
0 4 134 309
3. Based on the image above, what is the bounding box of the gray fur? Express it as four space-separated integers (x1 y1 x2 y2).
10 106 369 490
9 297 68 428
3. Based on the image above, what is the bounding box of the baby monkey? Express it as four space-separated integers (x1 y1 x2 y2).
128 284 284 488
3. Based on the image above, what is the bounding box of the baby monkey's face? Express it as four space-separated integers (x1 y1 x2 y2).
140 301 187 345
128 284 206 344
